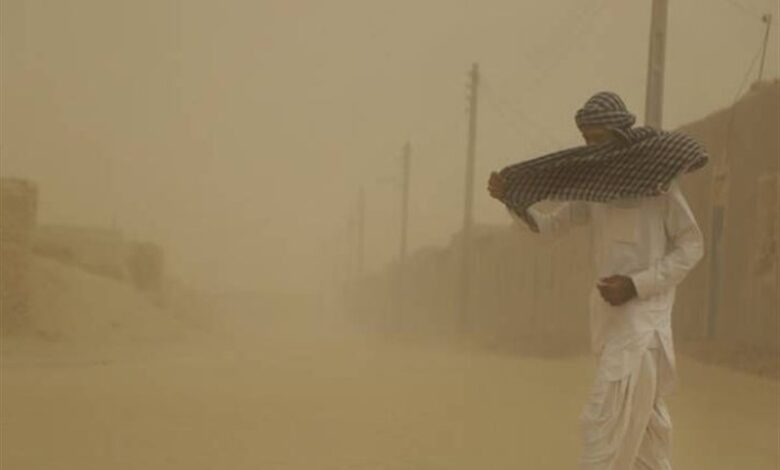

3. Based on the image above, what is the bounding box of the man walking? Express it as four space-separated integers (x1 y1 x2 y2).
488 92 706 469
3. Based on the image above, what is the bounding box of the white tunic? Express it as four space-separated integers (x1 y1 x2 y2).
509 183 704 393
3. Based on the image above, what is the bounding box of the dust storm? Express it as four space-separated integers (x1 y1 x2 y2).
1 1 778 469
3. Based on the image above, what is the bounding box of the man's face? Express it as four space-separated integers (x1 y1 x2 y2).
581 127 615 146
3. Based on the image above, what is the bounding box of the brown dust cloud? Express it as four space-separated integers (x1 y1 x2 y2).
1 1 778 468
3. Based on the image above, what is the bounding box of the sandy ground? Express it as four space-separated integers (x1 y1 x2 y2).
2 297 778 470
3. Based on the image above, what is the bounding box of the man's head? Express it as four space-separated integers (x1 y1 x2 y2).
575 91 635 145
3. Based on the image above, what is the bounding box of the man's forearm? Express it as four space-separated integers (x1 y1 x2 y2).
630 237 703 299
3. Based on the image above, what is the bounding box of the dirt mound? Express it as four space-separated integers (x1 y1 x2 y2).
5 255 190 349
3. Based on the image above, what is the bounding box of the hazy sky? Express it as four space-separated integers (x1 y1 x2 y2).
2 0 778 292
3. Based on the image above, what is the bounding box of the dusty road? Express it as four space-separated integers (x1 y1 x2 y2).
2 300 778 469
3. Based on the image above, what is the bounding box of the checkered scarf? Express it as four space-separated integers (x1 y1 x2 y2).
499 92 709 231
575 91 636 130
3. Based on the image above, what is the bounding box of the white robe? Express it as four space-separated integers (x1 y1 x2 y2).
509 182 704 469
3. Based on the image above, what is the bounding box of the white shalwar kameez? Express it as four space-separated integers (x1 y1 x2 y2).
509 182 704 470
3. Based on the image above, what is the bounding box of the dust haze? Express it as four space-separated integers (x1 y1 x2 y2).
1 1 778 469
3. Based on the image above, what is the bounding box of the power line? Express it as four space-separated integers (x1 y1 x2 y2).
409 110 464 157
731 28 768 102
516 2 600 70
484 0 612 104
719 0 767 21
523 0 612 93
757 14 773 81
473 0 611 151
479 74 566 149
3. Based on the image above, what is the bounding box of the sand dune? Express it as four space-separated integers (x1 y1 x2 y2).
1 255 213 365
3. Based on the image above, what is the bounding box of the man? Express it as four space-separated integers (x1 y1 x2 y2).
488 92 706 469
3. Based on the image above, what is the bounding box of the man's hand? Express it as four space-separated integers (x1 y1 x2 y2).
488 171 506 201
597 275 638 306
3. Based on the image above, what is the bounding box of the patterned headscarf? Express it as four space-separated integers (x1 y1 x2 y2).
499 92 708 232
575 91 636 131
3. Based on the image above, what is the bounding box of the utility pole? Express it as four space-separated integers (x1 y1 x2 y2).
644 0 668 129
758 14 773 81
345 211 356 284
395 143 412 323
400 142 411 263
459 63 479 332
357 186 365 278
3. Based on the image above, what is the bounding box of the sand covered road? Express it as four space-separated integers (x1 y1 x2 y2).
2 306 778 470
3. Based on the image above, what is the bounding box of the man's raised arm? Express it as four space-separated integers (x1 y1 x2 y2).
508 202 590 236
489 170 589 236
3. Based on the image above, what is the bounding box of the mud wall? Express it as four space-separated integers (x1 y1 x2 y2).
0 178 38 333
353 224 593 353
677 80 779 351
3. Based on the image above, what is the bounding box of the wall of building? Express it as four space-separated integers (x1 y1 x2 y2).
677 80 779 351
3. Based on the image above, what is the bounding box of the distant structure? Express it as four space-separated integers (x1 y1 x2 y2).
34 225 130 281
33 225 165 293
0 178 38 333
0 178 168 335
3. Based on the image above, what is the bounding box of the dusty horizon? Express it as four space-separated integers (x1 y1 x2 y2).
2 0 778 293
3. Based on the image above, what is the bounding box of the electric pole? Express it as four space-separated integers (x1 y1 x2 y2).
644 0 668 129
400 142 411 263
758 14 773 82
460 63 479 332
357 186 365 278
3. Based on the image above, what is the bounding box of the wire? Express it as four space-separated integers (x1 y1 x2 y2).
479 74 566 150
731 32 767 102
523 0 612 93
515 2 598 69
408 108 465 161
474 0 612 147
720 23 771 174
719 0 767 21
